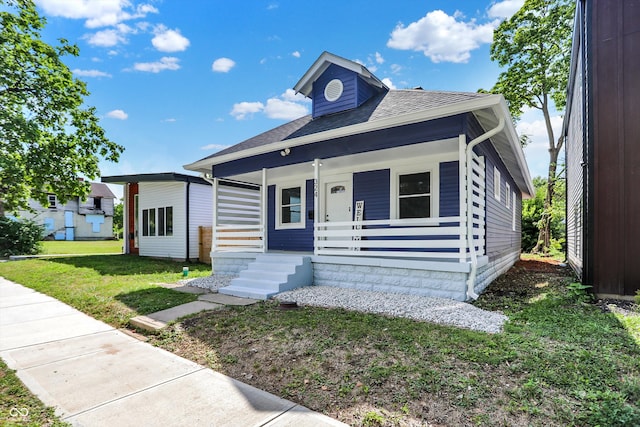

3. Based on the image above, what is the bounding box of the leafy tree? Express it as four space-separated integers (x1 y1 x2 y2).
522 176 565 256
0 0 123 216
489 0 574 253
113 200 123 239
0 216 43 256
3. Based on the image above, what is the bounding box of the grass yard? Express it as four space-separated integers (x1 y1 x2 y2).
0 257 638 426
39 239 124 255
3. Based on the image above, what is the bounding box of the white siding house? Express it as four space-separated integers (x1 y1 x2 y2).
102 173 212 261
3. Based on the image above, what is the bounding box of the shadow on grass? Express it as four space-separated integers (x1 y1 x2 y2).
45 254 211 276
115 287 197 315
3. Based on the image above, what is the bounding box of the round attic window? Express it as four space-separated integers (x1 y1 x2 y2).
324 79 343 102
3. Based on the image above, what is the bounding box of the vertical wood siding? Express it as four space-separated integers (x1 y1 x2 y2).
267 180 314 251
588 0 640 295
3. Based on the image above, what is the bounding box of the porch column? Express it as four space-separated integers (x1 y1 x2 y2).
313 158 321 256
261 168 268 253
211 178 218 253
458 134 468 262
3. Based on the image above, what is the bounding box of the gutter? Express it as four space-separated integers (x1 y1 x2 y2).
465 115 505 300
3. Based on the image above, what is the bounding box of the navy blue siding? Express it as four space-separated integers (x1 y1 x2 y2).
476 139 521 260
267 180 314 251
352 169 390 220
213 115 466 178
439 161 460 217
312 64 357 118
355 75 376 108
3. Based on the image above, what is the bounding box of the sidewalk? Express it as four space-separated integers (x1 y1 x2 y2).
0 277 347 426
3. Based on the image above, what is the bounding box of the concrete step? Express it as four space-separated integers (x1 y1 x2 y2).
246 262 297 273
239 269 290 282
255 254 308 264
218 286 277 300
227 278 282 292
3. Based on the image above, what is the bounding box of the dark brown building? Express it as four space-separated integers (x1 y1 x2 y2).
564 0 640 297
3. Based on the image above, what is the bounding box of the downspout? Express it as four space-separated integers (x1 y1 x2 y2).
465 115 505 300
186 181 191 262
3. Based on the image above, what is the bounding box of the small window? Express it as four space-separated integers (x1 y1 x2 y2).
398 172 431 219
48 195 57 209
493 167 501 201
505 183 511 209
281 187 302 225
93 197 102 210
158 207 165 236
149 208 156 236
142 209 149 236
165 206 173 236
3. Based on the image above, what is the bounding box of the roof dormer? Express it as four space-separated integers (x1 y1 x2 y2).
293 52 388 118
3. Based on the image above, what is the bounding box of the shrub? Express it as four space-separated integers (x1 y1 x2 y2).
0 216 44 257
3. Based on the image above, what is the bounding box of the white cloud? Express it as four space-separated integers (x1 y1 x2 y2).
230 102 264 120
151 25 190 52
133 57 180 73
201 143 230 151
292 51 301 58
106 109 128 120
72 69 112 78
212 57 236 73
263 98 308 120
85 28 125 47
375 52 384 64
37 0 158 28
231 90 310 121
382 78 397 89
387 10 495 63
517 114 563 178
162 118 177 123
488 0 525 19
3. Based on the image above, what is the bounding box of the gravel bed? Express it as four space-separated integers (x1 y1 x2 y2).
275 286 508 334
178 274 236 292
178 275 508 333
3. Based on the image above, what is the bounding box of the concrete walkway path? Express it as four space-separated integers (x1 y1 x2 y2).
0 277 346 426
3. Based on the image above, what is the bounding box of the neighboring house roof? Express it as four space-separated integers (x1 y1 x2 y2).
184 52 534 197
90 182 116 199
101 172 211 186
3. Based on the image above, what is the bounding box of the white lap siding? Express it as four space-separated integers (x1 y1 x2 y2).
187 183 213 260
138 182 186 259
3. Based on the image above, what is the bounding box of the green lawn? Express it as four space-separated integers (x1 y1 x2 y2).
0 257 638 426
40 239 124 255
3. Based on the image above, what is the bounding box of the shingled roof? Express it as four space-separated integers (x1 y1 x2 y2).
196 89 490 161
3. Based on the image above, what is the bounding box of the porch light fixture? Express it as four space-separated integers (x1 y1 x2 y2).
280 147 291 157
311 161 322 167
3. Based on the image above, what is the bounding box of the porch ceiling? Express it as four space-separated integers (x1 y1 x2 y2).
224 138 459 184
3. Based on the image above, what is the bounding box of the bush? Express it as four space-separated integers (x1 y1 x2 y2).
0 217 44 257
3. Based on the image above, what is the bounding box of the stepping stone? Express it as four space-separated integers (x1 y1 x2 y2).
147 301 223 323
198 293 259 306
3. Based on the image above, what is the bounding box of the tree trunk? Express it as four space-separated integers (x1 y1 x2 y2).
532 96 564 254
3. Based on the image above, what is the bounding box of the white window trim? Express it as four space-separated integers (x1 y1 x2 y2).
390 162 440 220
512 191 517 231
48 194 57 209
505 183 511 209
275 182 306 230
493 167 501 202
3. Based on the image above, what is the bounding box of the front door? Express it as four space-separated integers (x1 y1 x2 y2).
324 179 352 223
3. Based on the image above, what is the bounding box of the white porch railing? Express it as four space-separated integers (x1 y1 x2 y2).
314 216 466 259
213 180 264 252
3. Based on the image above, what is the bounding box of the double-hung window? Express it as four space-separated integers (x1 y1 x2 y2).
493 167 501 201
277 184 305 229
398 172 432 218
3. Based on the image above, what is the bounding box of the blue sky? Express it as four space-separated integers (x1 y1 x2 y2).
32 0 561 199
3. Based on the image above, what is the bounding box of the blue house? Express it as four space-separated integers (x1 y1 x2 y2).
185 52 533 301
